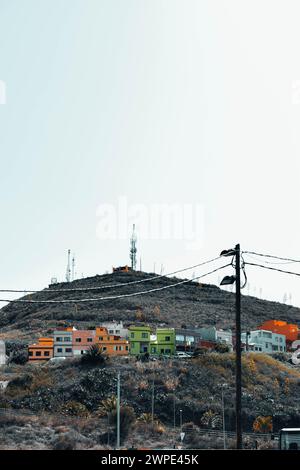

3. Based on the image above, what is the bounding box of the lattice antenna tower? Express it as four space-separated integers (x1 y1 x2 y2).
65 249 71 282
130 224 137 270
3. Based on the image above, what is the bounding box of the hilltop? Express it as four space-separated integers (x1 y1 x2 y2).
0 270 299 340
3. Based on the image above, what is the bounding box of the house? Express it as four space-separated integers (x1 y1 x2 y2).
197 326 233 350
100 321 128 339
53 329 74 358
258 320 299 346
150 328 175 356
95 327 129 356
241 329 286 353
72 330 95 356
175 328 202 352
28 337 54 361
129 325 151 355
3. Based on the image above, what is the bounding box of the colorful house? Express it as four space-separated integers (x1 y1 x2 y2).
72 329 95 356
241 329 286 353
150 328 175 356
258 320 299 344
95 327 129 356
28 337 54 362
53 329 73 358
129 325 151 355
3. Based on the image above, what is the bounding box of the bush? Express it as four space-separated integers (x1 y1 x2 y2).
59 401 89 417
110 406 136 443
52 433 77 450
6 341 28 365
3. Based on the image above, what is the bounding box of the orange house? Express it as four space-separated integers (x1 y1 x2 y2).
28 337 54 362
258 320 299 343
95 327 129 356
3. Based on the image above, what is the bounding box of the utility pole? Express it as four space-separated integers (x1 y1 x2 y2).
151 379 155 424
220 243 242 450
116 372 120 449
235 243 242 450
222 387 226 450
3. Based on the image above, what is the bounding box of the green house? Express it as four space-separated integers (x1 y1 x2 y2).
128 325 151 355
150 328 175 356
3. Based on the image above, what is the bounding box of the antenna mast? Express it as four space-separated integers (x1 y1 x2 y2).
72 253 75 281
66 249 71 282
130 224 137 270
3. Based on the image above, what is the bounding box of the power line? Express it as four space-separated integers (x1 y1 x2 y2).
0 256 222 294
0 263 231 304
243 253 298 266
243 250 300 264
245 262 300 278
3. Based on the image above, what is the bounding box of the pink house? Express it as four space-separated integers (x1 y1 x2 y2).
72 330 96 356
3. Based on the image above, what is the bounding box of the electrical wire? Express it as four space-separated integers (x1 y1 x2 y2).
245 262 300 278
0 263 231 304
243 251 300 264
0 255 222 294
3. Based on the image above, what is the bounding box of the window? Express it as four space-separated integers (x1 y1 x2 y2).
165 336 171 341
36 351 41 357
44 351 50 357
126 346 129 351
114 346 117 351
29 351 33 356
65 348 72 353
98 337 103 341
75 338 81 343
279 337 283 342
120 346 123 351
57 348 63 353
131 332 134 338
103 347 107 351
142 332 148 338
151 347 156 353
87 338 93 342
56 337 62 342
109 330 114 334
107 337 110 341
64 337 71 342
116 330 120 334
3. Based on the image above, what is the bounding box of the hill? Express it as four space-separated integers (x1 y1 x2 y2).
0 270 299 340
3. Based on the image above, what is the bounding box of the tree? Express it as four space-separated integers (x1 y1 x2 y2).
81 344 106 365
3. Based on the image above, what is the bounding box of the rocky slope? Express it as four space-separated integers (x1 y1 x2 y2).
0 270 299 340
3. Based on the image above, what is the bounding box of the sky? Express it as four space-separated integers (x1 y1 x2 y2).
0 0 300 308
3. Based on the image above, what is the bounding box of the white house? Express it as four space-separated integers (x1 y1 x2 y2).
100 321 128 339
241 329 286 353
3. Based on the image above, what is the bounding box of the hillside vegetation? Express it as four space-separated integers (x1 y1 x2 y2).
1 352 300 449
0 270 299 340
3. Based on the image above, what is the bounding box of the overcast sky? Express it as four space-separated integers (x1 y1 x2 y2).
0 0 300 309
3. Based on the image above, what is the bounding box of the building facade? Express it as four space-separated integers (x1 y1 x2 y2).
241 329 286 353
53 329 73 358
150 328 175 355
129 325 151 355
95 327 129 356
72 330 95 356
175 328 202 352
28 337 54 362
100 321 128 339
197 326 233 350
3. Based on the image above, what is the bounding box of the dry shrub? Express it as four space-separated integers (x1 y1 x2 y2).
138 380 149 391
164 377 179 391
